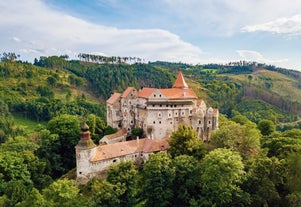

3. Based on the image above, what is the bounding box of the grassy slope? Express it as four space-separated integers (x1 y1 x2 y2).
221 68 301 103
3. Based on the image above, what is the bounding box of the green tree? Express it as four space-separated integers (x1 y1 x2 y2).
258 119 276 136
86 114 106 142
40 115 80 177
16 188 47 207
199 148 249 207
285 152 301 193
106 161 138 207
210 120 261 158
171 155 202 207
46 76 57 87
140 152 175 207
89 179 123 207
42 179 83 207
168 125 206 159
242 153 285 207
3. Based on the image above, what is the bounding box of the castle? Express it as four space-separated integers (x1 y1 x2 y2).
75 72 218 184
106 71 218 141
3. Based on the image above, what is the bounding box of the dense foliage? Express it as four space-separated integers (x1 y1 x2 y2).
1 55 301 206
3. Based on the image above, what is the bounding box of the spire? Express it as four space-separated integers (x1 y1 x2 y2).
173 71 188 89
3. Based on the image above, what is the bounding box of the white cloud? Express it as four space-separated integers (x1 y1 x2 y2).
11 37 21 42
242 14 301 35
236 50 288 64
0 0 203 63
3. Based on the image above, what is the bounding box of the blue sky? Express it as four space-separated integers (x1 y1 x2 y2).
1 0 301 70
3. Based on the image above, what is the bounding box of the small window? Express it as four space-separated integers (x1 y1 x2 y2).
160 104 162 107
209 121 211 124
153 121 156 124
159 94 162 97
113 159 117 163
159 121 161 124
154 94 156 97
153 104 155 107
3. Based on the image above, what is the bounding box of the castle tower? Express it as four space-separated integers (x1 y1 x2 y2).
75 123 96 184
173 71 188 89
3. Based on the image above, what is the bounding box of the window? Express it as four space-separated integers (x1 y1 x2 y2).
153 121 156 124
159 94 162 97
159 121 161 124
154 94 156 97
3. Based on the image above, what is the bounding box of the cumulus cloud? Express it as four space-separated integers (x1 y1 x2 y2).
0 0 203 63
242 14 301 36
236 50 288 64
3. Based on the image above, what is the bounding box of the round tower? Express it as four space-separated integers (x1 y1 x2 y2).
75 123 97 185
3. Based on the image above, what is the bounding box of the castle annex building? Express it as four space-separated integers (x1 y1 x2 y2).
106 72 218 141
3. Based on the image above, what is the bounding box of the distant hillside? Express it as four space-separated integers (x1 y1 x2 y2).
1 56 301 129
0 60 105 123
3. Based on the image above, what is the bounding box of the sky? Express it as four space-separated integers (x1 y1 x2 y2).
1 0 301 70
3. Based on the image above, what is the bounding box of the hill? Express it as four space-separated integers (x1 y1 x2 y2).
1 56 301 131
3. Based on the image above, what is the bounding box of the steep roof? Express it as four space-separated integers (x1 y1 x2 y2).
138 88 155 98
91 138 169 162
107 93 121 104
121 87 135 98
159 88 197 99
173 71 188 89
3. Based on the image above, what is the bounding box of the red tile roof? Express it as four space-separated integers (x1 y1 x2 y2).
91 138 169 162
107 93 121 104
159 88 197 99
121 87 135 98
103 128 127 140
173 72 188 89
138 88 155 98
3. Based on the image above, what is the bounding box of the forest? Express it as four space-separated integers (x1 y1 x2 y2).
0 54 301 206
